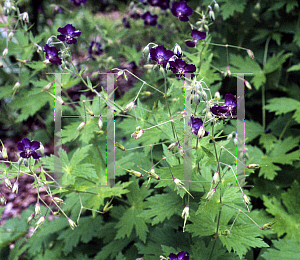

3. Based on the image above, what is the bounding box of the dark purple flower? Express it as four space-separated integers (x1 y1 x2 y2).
17 138 41 159
190 116 209 138
169 58 196 78
123 18 131 28
70 0 87 6
88 41 103 60
57 24 81 44
171 1 193 22
141 11 158 26
185 29 207 47
169 251 190 260
211 94 237 116
43 44 62 65
150 45 174 68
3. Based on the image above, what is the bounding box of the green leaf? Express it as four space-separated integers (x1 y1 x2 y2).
114 178 151 242
265 97 300 115
220 0 247 20
264 51 293 74
219 225 269 258
262 239 300 259
287 63 300 72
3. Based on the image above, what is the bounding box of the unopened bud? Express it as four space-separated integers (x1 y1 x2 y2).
149 168 160 180
141 91 152 96
98 118 103 129
115 142 126 151
225 66 231 77
197 126 206 139
67 218 77 230
167 142 178 151
214 1 219 12
4 177 12 189
77 121 86 131
212 171 219 184
53 197 64 204
13 81 20 92
201 90 207 101
208 6 215 21
22 12 29 23
246 164 262 169
129 169 144 177
192 93 200 105
3 48 8 57
143 45 150 58
42 82 53 92
123 101 135 113
35 216 45 230
246 49 254 59
27 213 35 224
244 80 252 89
242 193 250 205
144 64 154 69
0 193 7 205
8 30 14 41
214 91 220 100
12 181 19 194
0 140 8 159
178 144 184 158
206 188 216 200
181 205 189 232
35 202 41 215
254 2 260 10
131 129 144 139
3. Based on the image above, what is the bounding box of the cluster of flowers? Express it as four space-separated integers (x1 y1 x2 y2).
123 0 194 29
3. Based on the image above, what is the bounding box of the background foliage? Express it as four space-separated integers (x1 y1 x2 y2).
0 0 300 259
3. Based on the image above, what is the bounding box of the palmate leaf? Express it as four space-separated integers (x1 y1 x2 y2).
262 181 300 242
262 239 300 260
219 225 268 258
114 178 152 243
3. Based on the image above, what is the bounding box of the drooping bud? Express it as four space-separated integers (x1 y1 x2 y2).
27 213 35 224
201 90 207 101
197 126 206 139
131 129 144 139
246 164 265 169
13 81 20 92
212 171 220 184
129 169 144 177
0 140 8 159
115 142 126 151
77 121 86 132
3 48 8 57
35 202 41 216
246 49 254 59
22 12 29 23
143 45 150 58
206 188 216 200
7 30 14 41
242 193 250 205
12 181 19 194
181 205 190 232
0 193 7 205
214 91 220 100
67 218 77 230
42 82 53 92
191 93 200 105
149 168 160 180
4 177 12 189
244 80 252 90
53 197 64 204
34 216 45 232
98 118 103 130
173 178 194 198
214 1 220 12
123 101 135 113
224 66 231 77
178 144 184 158
208 5 215 21
167 141 178 151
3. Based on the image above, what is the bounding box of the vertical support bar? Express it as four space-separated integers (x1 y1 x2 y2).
107 73 116 187
54 73 62 178
184 74 192 188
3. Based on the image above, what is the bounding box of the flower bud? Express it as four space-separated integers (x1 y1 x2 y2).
22 12 29 23
191 93 200 105
7 30 14 41
123 101 135 113
0 140 8 159
35 202 41 215
3 0 14 16
144 64 154 69
77 121 86 132
35 216 45 231
225 66 231 77
13 81 20 92
53 211 60 216
254 2 260 10
67 218 77 230
115 142 126 151
167 142 178 151
42 82 53 92
246 49 254 59
53 197 64 204
12 181 19 194
244 80 252 90
246 164 261 169
197 126 206 139
214 91 220 100
98 118 103 129
129 169 144 177
0 193 7 205
181 205 189 232
149 168 160 180
242 193 250 205
214 1 220 12
131 129 144 139
174 43 182 58
178 144 184 158
3 48 8 57
4 177 12 189
27 213 35 224
143 45 150 58
201 90 207 101
208 6 215 21
212 171 219 184
227 133 233 140
206 188 216 200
